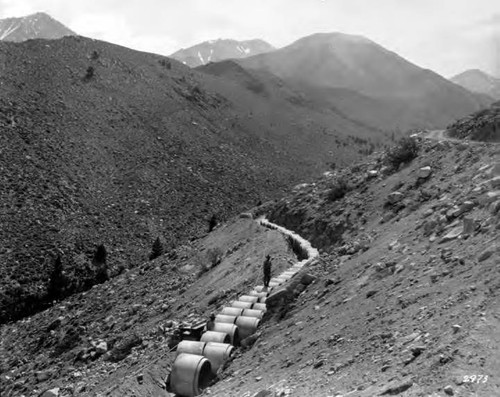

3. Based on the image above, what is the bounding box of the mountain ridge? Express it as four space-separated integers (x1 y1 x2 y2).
170 38 275 67
451 69 500 100
0 12 75 42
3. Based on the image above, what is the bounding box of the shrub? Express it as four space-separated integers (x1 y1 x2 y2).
207 247 223 268
149 237 164 261
84 66 95 80
208 214 218 232
47 255 68 301
159 59 172 69
327 177 350 202
92 244 109 284
384 137 419 169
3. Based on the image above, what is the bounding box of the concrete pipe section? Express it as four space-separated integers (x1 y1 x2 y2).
176 341 206 357
252 303 267 312
230 300 254 310
204 342 235 375
254 285 273 293
220 307 244 317
238 295 259 303
215 314 237 324
248 291 268 299
201 331 230 344
241 308 264 319
235 316 261 340
212 323 240 346
168 353 213 397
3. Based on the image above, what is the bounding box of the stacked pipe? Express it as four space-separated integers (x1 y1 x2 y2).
167 217 318 396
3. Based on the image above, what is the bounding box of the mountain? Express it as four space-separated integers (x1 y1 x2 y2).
0 12 75 42
451 69 500 100
170 38 275 67
236 32 492 129
0 36 388 323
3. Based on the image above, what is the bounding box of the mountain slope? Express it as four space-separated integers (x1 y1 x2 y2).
170 38 275 67
451 69 500 100
0 12 75 42
0 36 387 323
237 32 491 129
448 101 500 142
1 134 498 397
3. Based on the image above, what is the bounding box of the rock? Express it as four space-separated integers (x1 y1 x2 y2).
444 385 454 395
478 249 494 262
106 334 142 362
489 176 500 189
380 379 413 395
368 170 378 178
388 191 404 204
439 226 463 243
253 390 272 397
491 162 500 177
462 217 475 235
35 370 52 382
266 288 293 312
366 290 378 298
452 324 462 333
241 332 261 348
418 166 432 179
95 341 108 355
300 273 316 286
40 388 60 397
490 200 500 214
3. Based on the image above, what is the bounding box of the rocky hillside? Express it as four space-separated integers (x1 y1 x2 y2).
0 12 75 42
451 69 500 100
0 35 388 324
236 32 492 130
448 102 500 142
1 131 498 397
170 39 275 68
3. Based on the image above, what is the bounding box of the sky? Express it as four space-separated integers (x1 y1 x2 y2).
1 0 499 78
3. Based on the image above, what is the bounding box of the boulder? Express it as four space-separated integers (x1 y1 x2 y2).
95 341 108 355
439 226 463 243
40 388 60 397
388 191 404 204
266 288 293 312
418 166 432 179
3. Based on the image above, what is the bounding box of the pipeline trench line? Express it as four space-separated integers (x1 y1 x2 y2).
167 216 319 397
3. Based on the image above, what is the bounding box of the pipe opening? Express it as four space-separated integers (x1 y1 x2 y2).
197 359 213 392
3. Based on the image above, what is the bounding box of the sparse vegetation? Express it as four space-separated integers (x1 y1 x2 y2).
208 214 218 232
149 237 164 261
384 136 419 169
159 58 172 69
93 244 109 284
84 66 95 80
207 247 223 268
47 255 68 301
327 177 350 202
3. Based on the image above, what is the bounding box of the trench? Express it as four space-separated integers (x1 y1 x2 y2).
166 216 319 396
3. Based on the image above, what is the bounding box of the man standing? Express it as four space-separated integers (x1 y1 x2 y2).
263 254 272 288
206 313 215 331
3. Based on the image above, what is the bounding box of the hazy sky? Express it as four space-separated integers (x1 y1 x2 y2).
1 0 499 77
